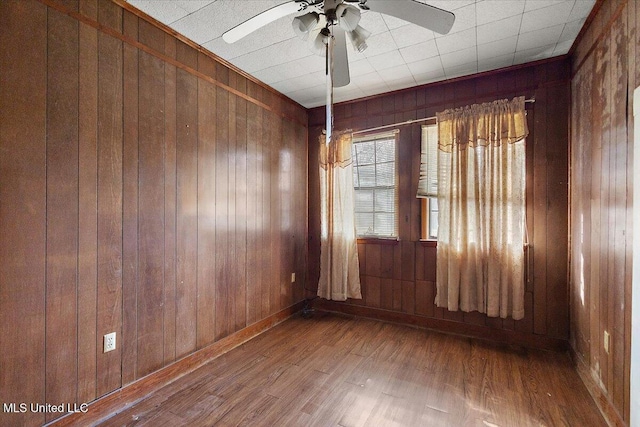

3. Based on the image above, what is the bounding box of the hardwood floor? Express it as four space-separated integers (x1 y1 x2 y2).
98 312 605 426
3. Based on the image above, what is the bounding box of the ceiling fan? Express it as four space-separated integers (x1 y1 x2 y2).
223 0 455 139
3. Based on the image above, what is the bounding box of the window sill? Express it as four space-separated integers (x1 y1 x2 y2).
357 237 399 245
419 239 438 247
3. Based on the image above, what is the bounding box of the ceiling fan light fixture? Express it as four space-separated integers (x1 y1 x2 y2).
348 25 370 53
292 12 319 39
336 4 361 32
311 27 332 56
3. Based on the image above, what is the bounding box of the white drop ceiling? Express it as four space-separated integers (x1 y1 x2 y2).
126 0 596 108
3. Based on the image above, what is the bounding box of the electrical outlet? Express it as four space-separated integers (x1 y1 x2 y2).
104 332 116 353
604 331 610 354
291 272 296 283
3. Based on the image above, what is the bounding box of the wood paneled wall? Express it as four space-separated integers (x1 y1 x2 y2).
0 1 308 425
569 0 637 424
308 59 570 348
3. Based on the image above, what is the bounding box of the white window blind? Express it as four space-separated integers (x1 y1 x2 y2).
352 131 397 238
417 124 438 198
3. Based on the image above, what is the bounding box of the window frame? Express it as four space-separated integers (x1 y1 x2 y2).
351 130 399 241
419 123 438 243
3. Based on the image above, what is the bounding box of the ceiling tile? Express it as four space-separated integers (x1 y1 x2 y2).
476 15 522 44
559 18 586 42
349 59 376 77
476 1 525 26
174 0 214 14
478 53 514 72
251 54 325 83
513 44 556 64
553 39 574 55
516 23 565 51
399 39 439 63
428 1 476 11
569 0 596 21
389 24 435 49
406 56 443 75
413 67 446 85
445 61 478 79
520 1 574 33
524 0 568 12
366 49 405 71
440 46 477 68
446 3 477 33
378 64 414 83
436 28 477 55
232 38 310 73
361 31 398 58
358 10 391 34
127 0 191 25
477 36 518 60
381 14 410 30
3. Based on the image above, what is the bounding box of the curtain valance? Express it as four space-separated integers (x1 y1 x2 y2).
436 96 528 153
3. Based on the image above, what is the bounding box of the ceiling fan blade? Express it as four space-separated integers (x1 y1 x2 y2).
332 26 350 87
222 1 305 43
364 0 455 35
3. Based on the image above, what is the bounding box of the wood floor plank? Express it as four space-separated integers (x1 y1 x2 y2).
95 313 606 427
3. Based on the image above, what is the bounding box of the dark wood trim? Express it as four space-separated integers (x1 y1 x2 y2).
37 0 306 128
570 0 628 78
419 240 437 247
315 301 568 352
49 302 304 427
569 346 625 427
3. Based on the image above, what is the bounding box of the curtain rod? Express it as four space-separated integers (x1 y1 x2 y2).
352 98 535 135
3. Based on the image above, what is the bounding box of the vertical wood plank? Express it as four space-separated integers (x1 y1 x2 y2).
197 78 217 347
235 89 248 331
228 89 239 329
270 115 283 314
45 7 79 416
532 86 548 336
366 277 381 308
380 278 393 310
96 0 123 397
611 8 628 410
137 46 166 377
0 2 47 425
246 100 260 325
163 31 178 365
260 107 273 319
545 83 569 340
175 62 198 358
121 7 139 386
77 0 99 403
215 85 231 340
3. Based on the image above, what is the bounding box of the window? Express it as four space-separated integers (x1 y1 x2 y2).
417 123 438 240
352 131 397 238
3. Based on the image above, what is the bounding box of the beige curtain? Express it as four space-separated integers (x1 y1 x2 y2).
435 96 528 319
318 131 362 301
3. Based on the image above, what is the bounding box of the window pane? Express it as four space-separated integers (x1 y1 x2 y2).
352 132 397 238
357 164 376 187
354 189 373 212
376 139 395 162
355 212 374 236
375 188 395 212
376 161 395 186
353 141 375 165
374 213 395 236
428 196 438 239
